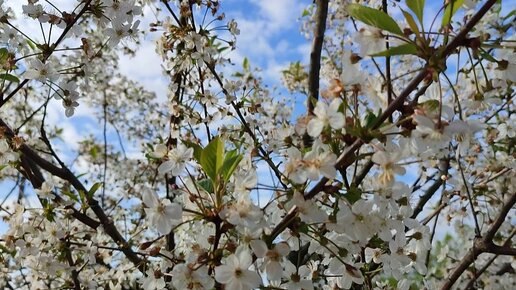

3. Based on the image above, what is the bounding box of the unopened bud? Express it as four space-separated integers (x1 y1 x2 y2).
349 53 362 64
139 241 154 250
149 246 161 256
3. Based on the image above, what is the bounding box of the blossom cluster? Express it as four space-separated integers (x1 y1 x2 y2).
0 0 514 290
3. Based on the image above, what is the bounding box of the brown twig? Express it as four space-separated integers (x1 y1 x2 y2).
307 0 329 115
411 158 450 219
304 0 329 147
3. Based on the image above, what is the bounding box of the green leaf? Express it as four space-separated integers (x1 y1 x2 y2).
0 243 16 256
42 199 55 222
401 9 420 36
78 190 87 205
88 182 103 199
0 48 7 59
347 3 404 36
198 178 214 194
61 188 79 202
89 146 98 159
442 0 465 27
371 43 418 57
302 8 310 17
420 99 440 111
345 187 362 204
479 50 497 62
406 0 425 23
363 111 378 129
26 40 37 50
243 57 249 71
221 149 243 182
0 73 20 83
200 137 224 181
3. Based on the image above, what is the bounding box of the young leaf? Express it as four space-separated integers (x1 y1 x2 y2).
198 178 214 194
243 57 249 71
441 0 465 27
221 150 243 182
401 9 420 36
371 43 418 57
88 182 103 199
26 40 37 50
345 186 362 204
479 50 497 62
406 0 425 23
364 111 378 129
0 48 7 59
0 73 20 83
347 3 404 36
200 137 224 181
62 188 79 202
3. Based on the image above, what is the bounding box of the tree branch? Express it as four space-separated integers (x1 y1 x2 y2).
307 0 328 115
464 230 515 289
440 192 516 290
411 158 450 219
304 0 329 147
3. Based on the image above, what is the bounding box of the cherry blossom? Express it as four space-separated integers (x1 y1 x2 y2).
307 98 345 137
214 249 261 290
152 143 193 176
142 188 182 235
24 59 60 83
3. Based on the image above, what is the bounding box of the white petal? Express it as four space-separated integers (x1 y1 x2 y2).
307 119 324 137
329 113 345 129
142 189 159 208
275 242 290 256
242 270 262 288
371 151 388 165
23 69 40 80
237 250 253 268
155 213 173 235
158 161 174 175
266 261 282 281
152 144 168 158
250 240 268 258
313 101 328 119
214 265 233 284
164 203 182 220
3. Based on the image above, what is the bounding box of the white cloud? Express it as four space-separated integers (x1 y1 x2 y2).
249 0 304 31
117 40 168 100
224 1 309 86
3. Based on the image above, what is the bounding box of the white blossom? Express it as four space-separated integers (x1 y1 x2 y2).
215 249 261 290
